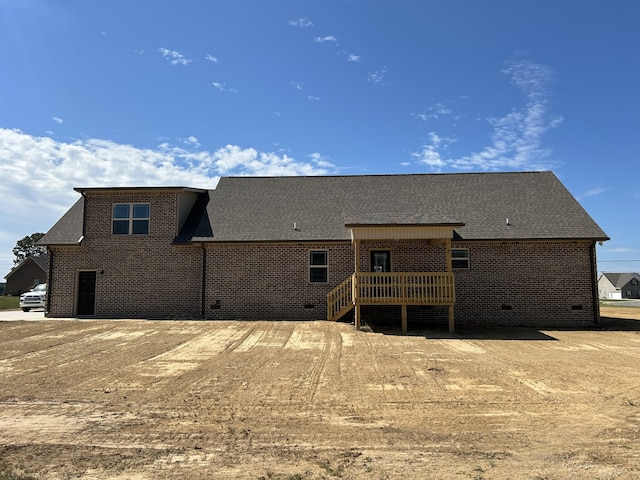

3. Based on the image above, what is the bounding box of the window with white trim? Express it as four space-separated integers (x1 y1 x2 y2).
451 248 470 269
309 250 328 283
112 203 150 235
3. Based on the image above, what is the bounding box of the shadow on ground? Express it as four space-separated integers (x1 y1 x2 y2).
365 314 640 340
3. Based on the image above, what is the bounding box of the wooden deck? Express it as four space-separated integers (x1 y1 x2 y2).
327 272 455 332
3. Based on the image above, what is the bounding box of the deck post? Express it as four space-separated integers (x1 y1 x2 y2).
401 304 407 334
448 304 455 334
355 303 361 330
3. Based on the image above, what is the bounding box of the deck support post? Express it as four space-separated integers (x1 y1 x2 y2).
401 304 407 334
354 303 361 330
448 304 455 334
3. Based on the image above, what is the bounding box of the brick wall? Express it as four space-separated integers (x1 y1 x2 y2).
452 240 599 328
47 191 202 318
204 242 354 320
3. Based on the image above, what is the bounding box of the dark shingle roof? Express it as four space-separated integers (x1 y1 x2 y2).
39 198 84 245
41 172 609 245
186 171 608 242
601 272 640 287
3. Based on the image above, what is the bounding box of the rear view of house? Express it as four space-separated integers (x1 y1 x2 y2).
39 171 609 331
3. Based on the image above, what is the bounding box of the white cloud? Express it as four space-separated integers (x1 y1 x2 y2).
52 117 64 124
577 186 606 200
413 60 563 171
414 102 453 121
205 54 218 63
0 128 334 276
307 152 336 169
314 35 337 43
158 48 192 66
346 54 362 63
288 18 314 28
368 66 390 86
308 95 320 102
291 81 304 91
212 82 238 93
411 133 454 170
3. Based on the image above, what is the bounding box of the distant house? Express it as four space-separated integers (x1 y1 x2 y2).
4 253 49 296
598 272 640 299
39 171 609 331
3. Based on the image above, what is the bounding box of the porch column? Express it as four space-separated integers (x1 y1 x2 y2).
401 304 407 334
354 238 360 329
446 237 455 333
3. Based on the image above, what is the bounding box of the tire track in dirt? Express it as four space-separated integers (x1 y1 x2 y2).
305 323 342 403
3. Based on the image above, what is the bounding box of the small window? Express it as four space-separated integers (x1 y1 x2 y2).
451 248 469 269
309 250 328 283
112 203 150 235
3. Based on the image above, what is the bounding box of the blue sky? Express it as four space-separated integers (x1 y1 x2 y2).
1 0 639 278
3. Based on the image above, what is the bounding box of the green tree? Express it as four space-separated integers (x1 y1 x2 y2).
13 232 46 264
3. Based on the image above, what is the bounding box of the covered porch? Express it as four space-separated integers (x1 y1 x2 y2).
327 215 463 334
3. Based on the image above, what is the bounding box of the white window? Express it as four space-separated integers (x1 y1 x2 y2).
309 250 328 283
112 203 150 235
452 248 470 269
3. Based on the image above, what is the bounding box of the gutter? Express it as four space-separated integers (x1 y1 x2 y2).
45 248 53 316
590 241 599 324
201 243 206 319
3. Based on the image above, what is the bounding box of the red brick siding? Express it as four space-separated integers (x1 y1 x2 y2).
47 191 202 318
204 242 353 320
452 241 598 327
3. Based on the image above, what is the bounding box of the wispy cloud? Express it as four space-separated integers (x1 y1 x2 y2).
205 54 218 63
308 95 320 102
212 82 238 93
411 133 455 169
307 152 336 169
291 81 304 91
577 186 606 200
158 48 192 66
288 17 314 28
368 66 390 86
346 54 362 63
52 117 64 124
414 102 453 122
314 35 338 44
412 60 563 171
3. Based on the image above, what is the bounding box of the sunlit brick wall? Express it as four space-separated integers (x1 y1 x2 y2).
204 242 354 320
47 191 202 319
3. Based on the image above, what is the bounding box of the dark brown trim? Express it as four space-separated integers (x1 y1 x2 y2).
590 241 600 324
201 243 207 319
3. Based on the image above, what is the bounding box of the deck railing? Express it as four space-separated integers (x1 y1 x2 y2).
327 272 455 321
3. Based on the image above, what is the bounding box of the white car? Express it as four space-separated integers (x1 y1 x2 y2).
20 283 47 312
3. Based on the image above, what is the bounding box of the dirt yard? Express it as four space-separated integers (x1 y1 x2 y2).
1 306 639 479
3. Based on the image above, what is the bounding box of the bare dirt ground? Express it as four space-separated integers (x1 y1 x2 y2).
1 306 639 479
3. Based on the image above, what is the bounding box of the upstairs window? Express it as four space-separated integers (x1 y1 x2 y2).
112 203 150 235
451 248 470 269
309 250 328 283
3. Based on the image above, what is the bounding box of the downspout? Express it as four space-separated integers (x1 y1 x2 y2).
201 243 206 319
590 241 599 324
45 248 53 316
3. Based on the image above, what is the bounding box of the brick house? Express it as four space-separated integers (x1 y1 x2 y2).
4 253 49 296
39 171 609 331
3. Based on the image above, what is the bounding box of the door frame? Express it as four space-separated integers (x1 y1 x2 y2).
370 249 392 272
76 270 97 316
